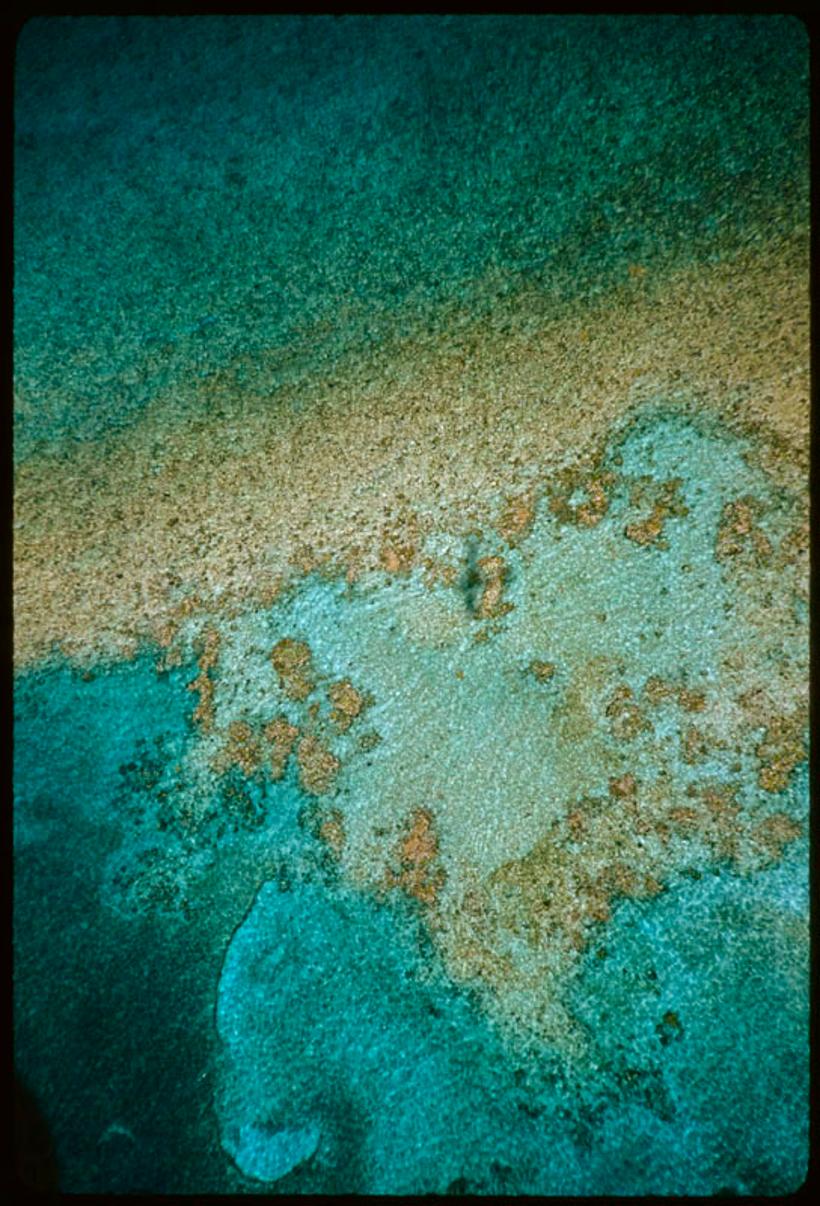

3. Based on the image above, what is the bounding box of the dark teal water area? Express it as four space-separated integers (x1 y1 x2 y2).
14 14 808 459
14 658 225 1191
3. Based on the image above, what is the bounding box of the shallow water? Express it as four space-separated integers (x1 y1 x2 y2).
14 14 808 1194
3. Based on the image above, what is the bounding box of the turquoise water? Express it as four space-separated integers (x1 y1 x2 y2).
14 412 809 1191
14 14 808 1195
14 14 808 459
13 650 809 1192
216 853 807 1195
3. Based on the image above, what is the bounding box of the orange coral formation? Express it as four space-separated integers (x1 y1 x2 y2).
327 680 365 732
271 638 315 701
497 493 535 546
386 808 446 906
624 478 688 548
379 508 420 576
756 715 806 793
318 808 346 858
264 715 299 780
715 497 773 562
296 734 340 795
548 468 615 528
476 555 513 620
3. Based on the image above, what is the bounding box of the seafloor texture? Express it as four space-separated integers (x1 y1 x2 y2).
14 14 809 1195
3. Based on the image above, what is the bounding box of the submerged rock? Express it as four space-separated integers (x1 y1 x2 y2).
222 1119 321 1184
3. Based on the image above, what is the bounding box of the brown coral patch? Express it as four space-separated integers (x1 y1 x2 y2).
625 506 666 547
749 813 802 864
476 555 513 620
386 807 446 906
216 720 263 776
186 624 222 730
258 576 285 608
715 497 773 563
440 887 516 989
643 677 706 716
421 556 458 590
327 680 365 732
566 808 587 840
197 625 221 672
263 715 299 779
672 783 741 862
318 808 346 858
624 478 688 548
678 688 706 713
549 468 615 529
379 508 421 576
609 772 637 800
756 715 806 793
668 806 700 833
777 517 809 588
644 676 675 707
188 671 215 731
296 734 340 795
681 725 708 765
489 828 612 955
271 638 315 701
156 645 184 673
600 861 664 901
153 591 204 669
606 685 650 742
529 659 556 683
497 493 535 546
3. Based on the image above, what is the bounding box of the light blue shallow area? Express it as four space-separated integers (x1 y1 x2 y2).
216 875 589 1196
215 848 808 1194
197 408 804 884
204 406 808 1193
569 837 809 1195
223 1121 322 1185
